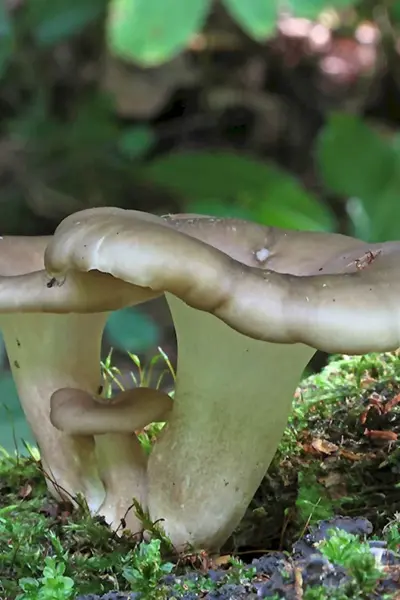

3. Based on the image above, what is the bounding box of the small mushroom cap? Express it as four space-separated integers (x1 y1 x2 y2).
45 207 400 354
50 387 173 435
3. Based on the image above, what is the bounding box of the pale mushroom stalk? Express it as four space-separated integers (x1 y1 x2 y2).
147 295 313 550
1 313 107 512
95 433 147 528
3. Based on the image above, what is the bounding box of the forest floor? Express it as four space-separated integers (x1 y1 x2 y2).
2 352 400 599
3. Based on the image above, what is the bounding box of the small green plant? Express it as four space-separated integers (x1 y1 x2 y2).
130 498 174 553
122 539 174 595
318 529 383 595
101 346 175 453
304 586 355 600
17 557 75 600
227 556 256 582
383 513 400 551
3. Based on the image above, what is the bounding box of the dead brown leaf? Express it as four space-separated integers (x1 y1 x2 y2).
311 438 339 455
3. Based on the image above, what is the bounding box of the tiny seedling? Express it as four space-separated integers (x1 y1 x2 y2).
101 347 175 454
123 539 174 596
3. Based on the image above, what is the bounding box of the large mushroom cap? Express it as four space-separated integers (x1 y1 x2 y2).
45 206 400 354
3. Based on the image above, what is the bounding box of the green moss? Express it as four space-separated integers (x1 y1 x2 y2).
279 351 400 459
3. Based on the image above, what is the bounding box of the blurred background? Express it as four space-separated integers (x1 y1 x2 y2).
1 0 400 451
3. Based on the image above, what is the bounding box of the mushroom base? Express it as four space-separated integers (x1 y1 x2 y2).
95 432 148 532
148 295 315 551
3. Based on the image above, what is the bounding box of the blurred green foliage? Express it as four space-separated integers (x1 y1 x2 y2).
106 0 362 65
317 114 400 242
106 308 160 353
144 151 336 231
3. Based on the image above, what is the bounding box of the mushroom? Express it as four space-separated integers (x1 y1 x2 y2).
50 386 172 526
44 206 400 550
50 387 173 435
0 234 166 531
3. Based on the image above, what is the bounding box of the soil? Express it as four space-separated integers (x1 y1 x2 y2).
74 515 400 599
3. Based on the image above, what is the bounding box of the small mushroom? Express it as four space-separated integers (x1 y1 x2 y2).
0 234 161 531
50 387 173 435
50 387 172 526
45 207 400 550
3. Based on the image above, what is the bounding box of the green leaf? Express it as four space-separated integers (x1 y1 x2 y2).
25 0 106 46
145 151 335 231
222 0 278 40
389 1 400 23
318 113 400 241
106 307 160 353
0 2 15 78
316 113 397 201
106 0 212 66
245 162 335 230
364 170 400 241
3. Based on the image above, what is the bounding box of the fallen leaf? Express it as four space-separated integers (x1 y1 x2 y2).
385 393 400 413
311 438 339 455
364 428 398 441
339 449 364 461
213 554 231 567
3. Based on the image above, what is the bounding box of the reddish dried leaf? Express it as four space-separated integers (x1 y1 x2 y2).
384 393 400 414
364 428 398 441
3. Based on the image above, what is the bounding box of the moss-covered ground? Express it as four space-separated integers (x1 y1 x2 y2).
2 352 400 599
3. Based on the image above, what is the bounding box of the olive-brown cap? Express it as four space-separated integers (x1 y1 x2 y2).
44 206 400 354
50 387 173 435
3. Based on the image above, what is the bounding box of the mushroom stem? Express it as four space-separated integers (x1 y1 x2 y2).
95 433 147 532
0 312 148 528
1 313 107 511
148 294 314 551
